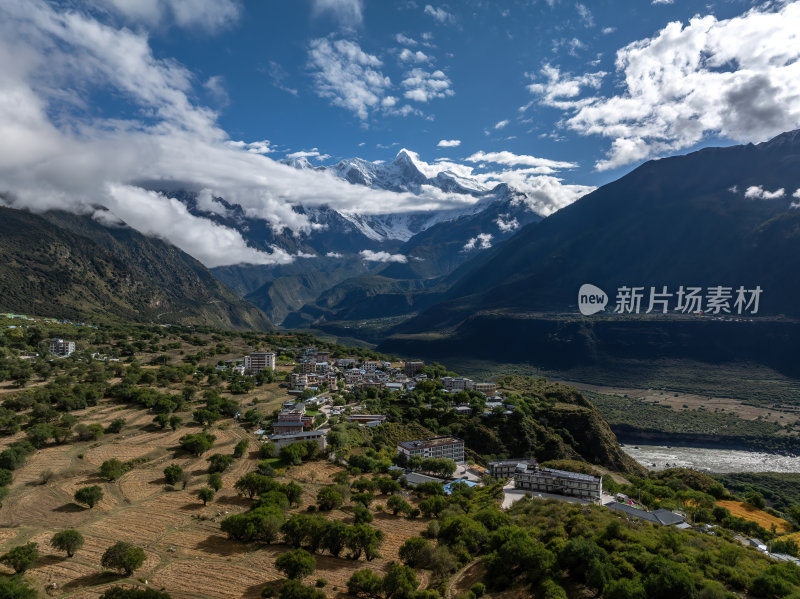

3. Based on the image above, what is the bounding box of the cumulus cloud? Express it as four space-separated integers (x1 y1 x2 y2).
496 216 519 233
398 48 430 63
494 119 510 130
526 64 605 110
227 139 275 154
466 151 576 172
396 33 418 46
424 5 455 25
308 38 392 120
532 3 800 170
652 0 674 4
359 250 408 263
575 3 594 27
463 233 493 251
100 0 240 32
402 68 453 102
794 189 800 199
310 0 363 27
744 186 786 200
437 139 461 147
326 251 343 258
286 148 330 161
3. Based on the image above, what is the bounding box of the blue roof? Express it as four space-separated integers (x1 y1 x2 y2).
443 479 479 495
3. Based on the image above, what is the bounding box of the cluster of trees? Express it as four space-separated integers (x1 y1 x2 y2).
347 563 429 599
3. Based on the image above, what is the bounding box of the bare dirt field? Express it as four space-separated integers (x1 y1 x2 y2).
0 396 428 599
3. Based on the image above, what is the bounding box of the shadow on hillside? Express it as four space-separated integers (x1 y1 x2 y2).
32 554 67 569
61 571 119 590
214 495 251 507
179 502 204 511
53 502 85 513
195 534 250 556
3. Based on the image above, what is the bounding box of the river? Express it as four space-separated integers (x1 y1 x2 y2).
622 444 800 473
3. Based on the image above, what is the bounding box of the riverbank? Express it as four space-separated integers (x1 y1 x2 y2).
622 444 800 474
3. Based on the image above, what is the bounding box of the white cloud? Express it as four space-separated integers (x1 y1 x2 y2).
402 68 453 102
0 1 531 267
326 251 343 258
202 75 229 107
496 216 519 233
395 33 418 46
310 0 363 27
424 5 455 25
100 0 241 32
308 38 391 120
576 3 594 27
794 189 800 199
286 149 330 161
463 233 493 251
398 48 430 63
744 186 786 200
602 27 616 35
227 139 275 154
359 249 408 263
541 3 800 170
465 151 576 171
437 139 461 147
494 119 510 130
267 61 298 96
652 0 674 4
526 64 606 110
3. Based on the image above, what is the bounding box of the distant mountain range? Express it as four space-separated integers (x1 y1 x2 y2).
0 207 271 329
376 130 800 375
152 149 548 324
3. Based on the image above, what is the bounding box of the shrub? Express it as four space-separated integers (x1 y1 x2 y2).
179 433 215 456
317 487 343 511
233 439 249 458
207 453 234 473
0 576 37 599
275 549 316 580
100 459 127 481
277 580 325 599
50 529 85 557
75 485 104 508
101 542 146 576
106 418 126 434
163 464 183 485
347 569 383 597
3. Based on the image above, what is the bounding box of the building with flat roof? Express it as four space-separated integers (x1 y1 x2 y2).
49 339 75 357
404 361 424 377
244 351 275 375
397 436 465 464
270 430 327 450
606 502 686 526
346 414 387 425
488 458 537 478
514 467 602 501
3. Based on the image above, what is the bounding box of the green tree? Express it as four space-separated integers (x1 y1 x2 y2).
316 487 343 511
398 537 431 569
277 580 325 599
0 575 38 599
353 504 374 524
106 418 126 434
208 472 223 491
179 433 215 456
321 521 348 558
233 439 249 458
100 459 127 481
382 563 418 599
101 542 146 576
235 472 275 499
643 560 696 599
25 423 54 449
169 415 182 431
1 543 39 573
387 495 411 516
100 587 172 599
347 569 383 597
163 464 184 485
207 453 234 473
275 549 316 580
75 485 104 508
198 487 215 505
50 530 84 557
153 414 169 429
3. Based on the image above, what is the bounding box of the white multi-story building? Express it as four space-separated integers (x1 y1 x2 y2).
244 351 275 374
49 339 75 357
362 361 380 375
441 377 474 392
397 436 465 464
514 466 603 502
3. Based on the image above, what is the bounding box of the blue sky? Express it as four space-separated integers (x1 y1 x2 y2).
146 0 764 186
1 0 799 266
